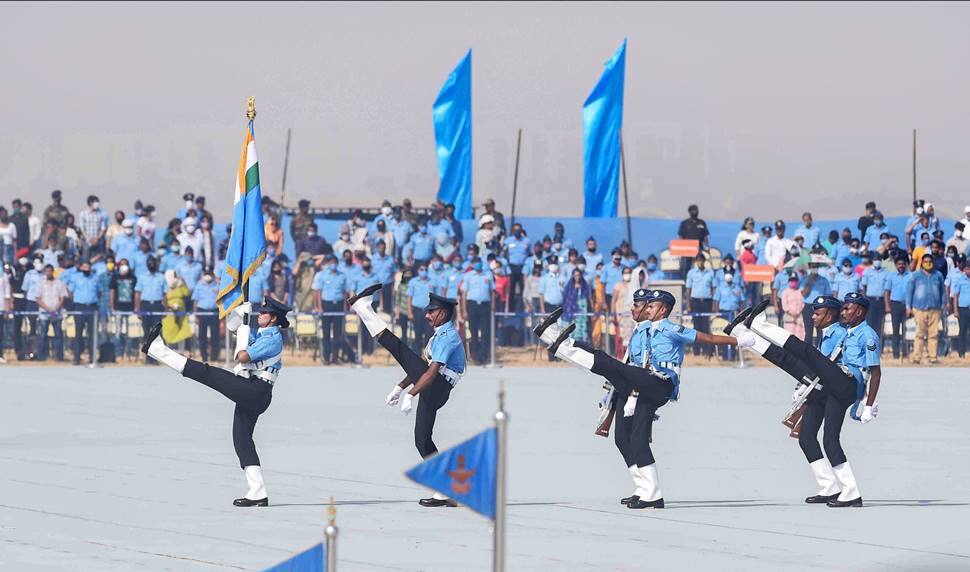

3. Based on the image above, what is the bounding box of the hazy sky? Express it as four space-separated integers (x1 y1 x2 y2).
2 1 969 223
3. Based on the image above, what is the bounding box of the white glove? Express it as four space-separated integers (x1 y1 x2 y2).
226 302 252 333
386 385 404 406
400 392 415 415
860 403 878 424
736 331 757 349
792 384 809 403
623 394 638 417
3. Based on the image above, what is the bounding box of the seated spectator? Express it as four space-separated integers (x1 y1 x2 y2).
298 223 331 258
264 214 284 254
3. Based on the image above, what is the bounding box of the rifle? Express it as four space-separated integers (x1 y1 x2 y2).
595 408 615 437
783 376 821 439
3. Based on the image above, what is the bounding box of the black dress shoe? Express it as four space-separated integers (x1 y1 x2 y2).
627 497 664 509
140 322 163 354
348 283 383 306
419 497 458 507
743 298 772 328
805 493 840 504
533 307 564 337
233 497 269 507
620 495 639 506
724 307 753 335
548 323 576 355
827 497 863 508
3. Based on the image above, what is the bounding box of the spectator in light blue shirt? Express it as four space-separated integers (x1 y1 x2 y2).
833 228 854 267
111 220 139 263
859 254 890 335
832 259 861 301
755 226 772 264
174 247 203 291
907 254 946 363
538 262 566 311
602 251 625 305
951 263 970 358
406 224 435 265
885 257 911 359
863 214 889 251
793 212 821 248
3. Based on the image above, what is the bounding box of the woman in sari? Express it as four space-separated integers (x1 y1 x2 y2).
611 266 635 356
562 268 592 343
161 270 193 345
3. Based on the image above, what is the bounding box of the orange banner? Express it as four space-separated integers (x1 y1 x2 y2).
669 239 700 257
742 265 777 283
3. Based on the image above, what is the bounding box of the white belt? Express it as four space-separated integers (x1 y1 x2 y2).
238 367 277 385
656 361 681 376
440 367 462 387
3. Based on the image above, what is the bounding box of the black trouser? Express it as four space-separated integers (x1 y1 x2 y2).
411 307 430 353
140 301 164 362
13 298 34 359
957 306 970 358
768 336 858 466
802 304 821 347
376 329 453 458
320 300 346 364
197 313 220 362
889 301 908 358
579 344 670 468
611 390 634 467
508 265 524 312
73 303 96 363
866 297 885 346
467 300 491 364
182 359 273 468
690 298 713 356
543 303 562 361
381 283 394 314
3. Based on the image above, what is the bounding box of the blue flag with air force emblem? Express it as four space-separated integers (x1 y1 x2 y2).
405 427 497 519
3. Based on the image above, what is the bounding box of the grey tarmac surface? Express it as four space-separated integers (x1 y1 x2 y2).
2 365 969 571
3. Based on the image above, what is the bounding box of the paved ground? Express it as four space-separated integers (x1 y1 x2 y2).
3 364 969 571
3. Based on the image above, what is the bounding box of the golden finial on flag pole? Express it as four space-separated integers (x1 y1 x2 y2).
325 496 339 570
246 97 257 120
327 496 337 526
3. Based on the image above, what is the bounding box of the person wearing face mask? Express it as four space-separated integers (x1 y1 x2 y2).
174 246 203 292
65 261 100 365
351 257 380 355
134 256 168 361
290 199 314 243
312 254 350 365
177 217 205 263
883 257 911 360
129 238 152 277
43 189 71 231
537 289 740 508
109 259 137 359
196 214 215 269
105 210 127 246
192 270 221 362
373 218 395 258
404 262 435 352
859 253 888 337
951 261 970 359
111 219 139 263
602 249 625 308
863 214 889 252
832 260 861 302
176 193 196 219
35 264 68 361
157 243 179 273
504 223 530 312
297 223 331 259
946 222 969 257
612 267 637 352
12 254 40 360
405 221 435 269
460 257 494 365
685 253 716 357
388 208 413 264
77 195 107 259
523 242 546 274
906 254 946 364
714 271 746 360
537 258 567 360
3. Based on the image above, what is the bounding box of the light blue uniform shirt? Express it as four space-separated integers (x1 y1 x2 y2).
714 283 745 311
160 252 179 273
134 271 167 302
626 321 652 367
353 271 380 293
715 267 742 288
885 271 910 303
833 242 853 266
313 268 348 302
818 323 848 356
860 267 889 298
70 272 101 305
863 223 889 248
247 325 284 373
523 254 546 272
339 262 360 284
539 272 565 305
427 220 454 240
833 271 861 301
906 270 945 310
407 276 433 309
23 269 42 300
647 318 697 400
390 219 413 248
602 264 625 294
951 273 970 307
445 269 463 300
462 271 493 303
407 232 435 261
773 271 790 294
426 320 466 375
685 267 716 299
583 251 603 270
175 258 203 290
506 236 531 266
248 272 266 304
371 254 395 285
794 225 820 247
838 322 881 419
129 250 150 276
800 274 832 303
60 267 78 292
191 280 220 310
111 234 139 262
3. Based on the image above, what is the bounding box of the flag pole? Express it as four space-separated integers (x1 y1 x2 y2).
509 128 522 228
620 132 632 248
325 497 338 571
280 127 292 208
243 97 257 307
492 380 508 572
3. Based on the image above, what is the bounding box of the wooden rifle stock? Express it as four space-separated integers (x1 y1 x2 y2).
783 402 806 439
595 407 615 438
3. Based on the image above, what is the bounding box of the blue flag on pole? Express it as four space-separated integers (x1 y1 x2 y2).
583 39 627 218
433 49 473 220
405 427 497 519
217 120 267 317
263 542 324 572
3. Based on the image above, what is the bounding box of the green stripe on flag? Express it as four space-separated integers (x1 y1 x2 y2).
246 164 260 193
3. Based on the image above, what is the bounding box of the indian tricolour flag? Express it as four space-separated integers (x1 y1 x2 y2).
217 120 266 318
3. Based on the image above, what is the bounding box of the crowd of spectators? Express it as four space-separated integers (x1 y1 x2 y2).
1 190 968 367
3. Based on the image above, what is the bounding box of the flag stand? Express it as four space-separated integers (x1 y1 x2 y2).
492 381 508 572
325 497 338 571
